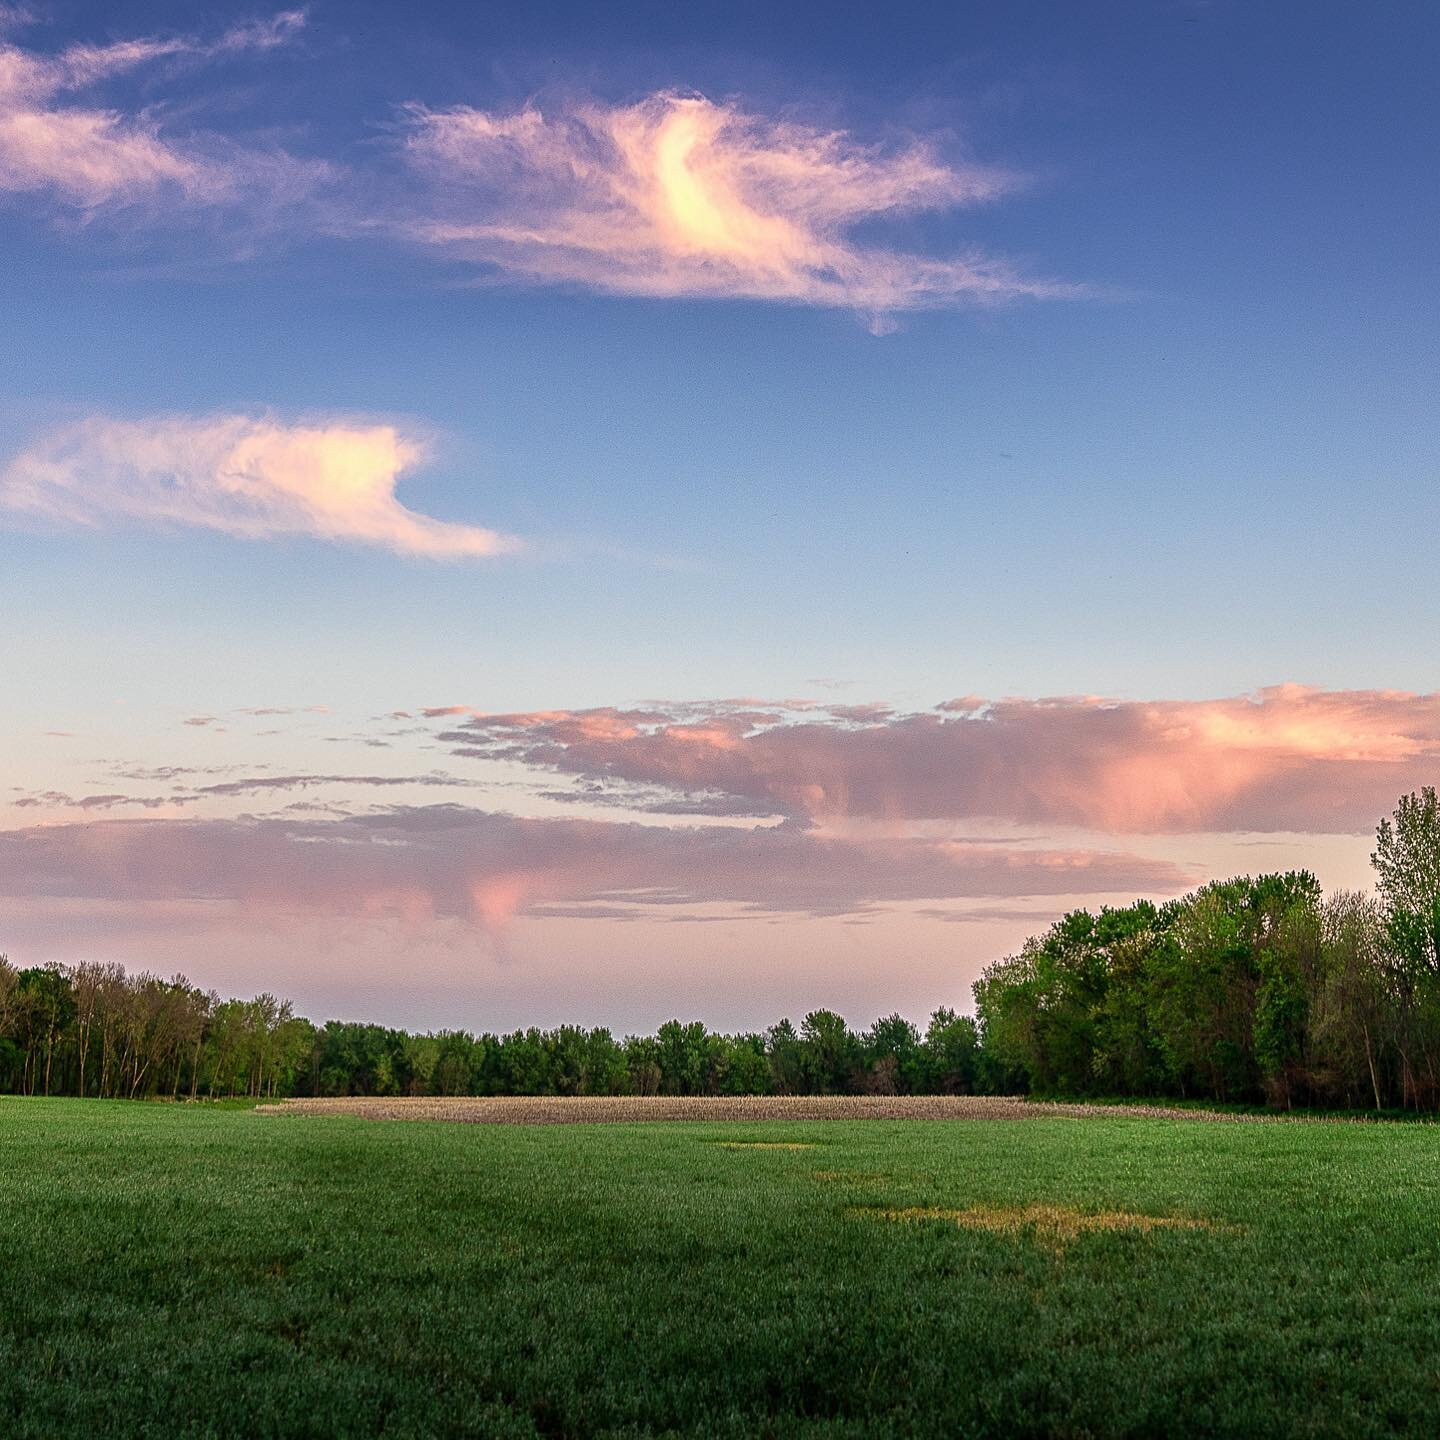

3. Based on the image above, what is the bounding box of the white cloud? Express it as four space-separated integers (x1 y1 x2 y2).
0 10 316 209
0 414 518 559
402 91 1077 327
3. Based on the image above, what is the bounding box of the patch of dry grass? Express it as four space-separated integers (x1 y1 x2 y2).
811 1169 891 1185
854 1203 1227 1251
714 1141 816 1150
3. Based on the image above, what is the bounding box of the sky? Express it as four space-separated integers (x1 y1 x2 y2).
1 0 1437 1032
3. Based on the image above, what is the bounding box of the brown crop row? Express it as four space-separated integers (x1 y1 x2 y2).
256 1094 1283 1125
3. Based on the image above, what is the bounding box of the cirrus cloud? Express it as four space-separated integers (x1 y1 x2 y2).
0 18 1082 324
401 91 1076 328
0 414 518 558
0 10 318 210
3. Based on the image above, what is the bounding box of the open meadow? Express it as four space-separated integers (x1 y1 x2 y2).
4 1097 1440 1437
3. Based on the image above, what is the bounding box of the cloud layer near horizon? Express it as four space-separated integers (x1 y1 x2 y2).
402 92 1071 325
439 686 1440 834
10 683 1430 948
0 806 1185 925
0 415 516 558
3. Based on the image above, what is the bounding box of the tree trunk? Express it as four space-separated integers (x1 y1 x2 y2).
1362 1022 1382 1111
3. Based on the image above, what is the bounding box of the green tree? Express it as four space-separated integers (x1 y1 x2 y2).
17 966 75 1097
973 945 1045 1093
623 1034 662 1096
1372 789 1440 1105
712 1033 770 1094
580 1028 630 1095
1312 891 1391 1109
765 1019 807 1094
918 1009 980 1094
431 1031 482 1096
1373 787 1440 970
1251 877 1322 1108
799 1010 858 1094
0 955 23 1092
656 1020 709 1095
1147 882 1258 1102
1088 903 1165 1095
861 1014 921 1095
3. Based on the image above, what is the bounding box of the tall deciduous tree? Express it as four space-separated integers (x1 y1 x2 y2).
1372 789 1440 1104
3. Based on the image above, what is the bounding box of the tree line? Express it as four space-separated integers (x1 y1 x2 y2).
0 960 985 1103
976 787 1440 1110
0 964 313 1102
4 790 1439 1111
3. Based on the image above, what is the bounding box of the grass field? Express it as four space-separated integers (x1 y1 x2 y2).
4 1099 1440 1437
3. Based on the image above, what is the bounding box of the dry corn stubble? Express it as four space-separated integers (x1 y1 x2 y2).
258 1094 1282 1125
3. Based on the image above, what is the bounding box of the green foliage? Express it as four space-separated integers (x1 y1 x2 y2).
1373 785 1440 962
799 1009 858 1093
918 1008 980 1094
860 1013 921 1094
973 845 1440 1110
764 1018 806 1094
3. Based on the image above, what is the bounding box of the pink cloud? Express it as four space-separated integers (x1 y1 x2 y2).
0 414 518 559
0 806 1187 925
400 91 1076 328
439 686 1440 834
0 11 317 209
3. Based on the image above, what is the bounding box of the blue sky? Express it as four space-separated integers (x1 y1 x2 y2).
1 1 1437 1027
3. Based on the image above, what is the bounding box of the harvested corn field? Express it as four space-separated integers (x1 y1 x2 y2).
258 1093 1277 1124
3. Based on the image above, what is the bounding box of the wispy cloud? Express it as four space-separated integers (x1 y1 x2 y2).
0 806 1187 925
0 17 1080 324
237 705 330 717
0 10 319 211
401 91 1075 328
0 414 519 558
437 686 1440 834
11 771 481 813
13 790 171 812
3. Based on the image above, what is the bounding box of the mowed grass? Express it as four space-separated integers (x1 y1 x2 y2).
3 1102 1440 1438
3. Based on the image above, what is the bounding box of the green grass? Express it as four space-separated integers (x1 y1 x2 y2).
4 1101 1440 1437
